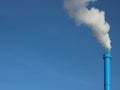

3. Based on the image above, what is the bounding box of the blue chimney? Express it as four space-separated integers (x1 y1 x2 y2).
103 52 111 90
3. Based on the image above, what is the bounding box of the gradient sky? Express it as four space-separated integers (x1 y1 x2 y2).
0 0 119 90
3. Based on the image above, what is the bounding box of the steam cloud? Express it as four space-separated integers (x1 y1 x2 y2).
64 0 111 51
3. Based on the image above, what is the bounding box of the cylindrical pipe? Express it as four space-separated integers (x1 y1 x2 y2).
103 52 111 90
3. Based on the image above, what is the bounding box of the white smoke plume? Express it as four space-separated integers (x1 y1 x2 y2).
64 0 111 51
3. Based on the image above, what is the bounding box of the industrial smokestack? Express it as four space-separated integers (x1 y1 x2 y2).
103 52 111 90
64 1 112 89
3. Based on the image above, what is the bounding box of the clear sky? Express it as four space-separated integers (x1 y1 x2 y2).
0 0 119 90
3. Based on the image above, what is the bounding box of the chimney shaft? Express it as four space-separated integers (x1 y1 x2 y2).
103 52 111 90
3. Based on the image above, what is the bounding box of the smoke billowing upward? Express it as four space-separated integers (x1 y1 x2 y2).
64 0 111 51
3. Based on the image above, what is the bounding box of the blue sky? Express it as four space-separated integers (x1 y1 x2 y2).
0 0 119 90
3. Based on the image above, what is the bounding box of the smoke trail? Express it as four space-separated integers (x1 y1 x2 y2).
64 0 111 51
